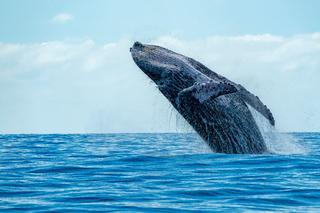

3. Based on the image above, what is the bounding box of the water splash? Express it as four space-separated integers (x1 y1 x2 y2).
248 105 307 155
174 113 212 153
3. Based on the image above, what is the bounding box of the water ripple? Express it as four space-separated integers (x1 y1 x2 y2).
0 133 319 212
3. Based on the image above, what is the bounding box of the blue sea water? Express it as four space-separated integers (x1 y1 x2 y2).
0 133 319 212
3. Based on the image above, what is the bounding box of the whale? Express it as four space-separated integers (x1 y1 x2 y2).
130 42 275 154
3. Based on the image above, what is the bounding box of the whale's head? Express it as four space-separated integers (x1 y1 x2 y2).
130 41 220 108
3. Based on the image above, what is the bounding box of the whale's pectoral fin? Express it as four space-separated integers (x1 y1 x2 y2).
177 81 237 107
237 85 275 126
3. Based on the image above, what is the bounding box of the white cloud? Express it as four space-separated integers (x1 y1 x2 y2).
0 33 319 133
51 13 74 23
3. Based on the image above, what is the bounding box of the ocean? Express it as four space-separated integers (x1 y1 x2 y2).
0 133 319 212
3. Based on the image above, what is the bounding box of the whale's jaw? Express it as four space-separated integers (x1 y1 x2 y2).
131 41 274 154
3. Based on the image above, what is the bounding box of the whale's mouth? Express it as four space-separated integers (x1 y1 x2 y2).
130 41 178 84
130 42 155 72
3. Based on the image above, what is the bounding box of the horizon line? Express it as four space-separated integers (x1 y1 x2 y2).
0 131 318 135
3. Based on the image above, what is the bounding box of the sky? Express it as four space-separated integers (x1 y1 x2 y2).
0 0 319 133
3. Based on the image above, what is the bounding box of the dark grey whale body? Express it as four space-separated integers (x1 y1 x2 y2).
130 42 275 154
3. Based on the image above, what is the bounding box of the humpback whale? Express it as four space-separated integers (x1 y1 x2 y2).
130 42 275 154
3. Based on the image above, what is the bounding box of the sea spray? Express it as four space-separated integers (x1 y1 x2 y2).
165 102 305 155
174 112 211 153
248 105 307 154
